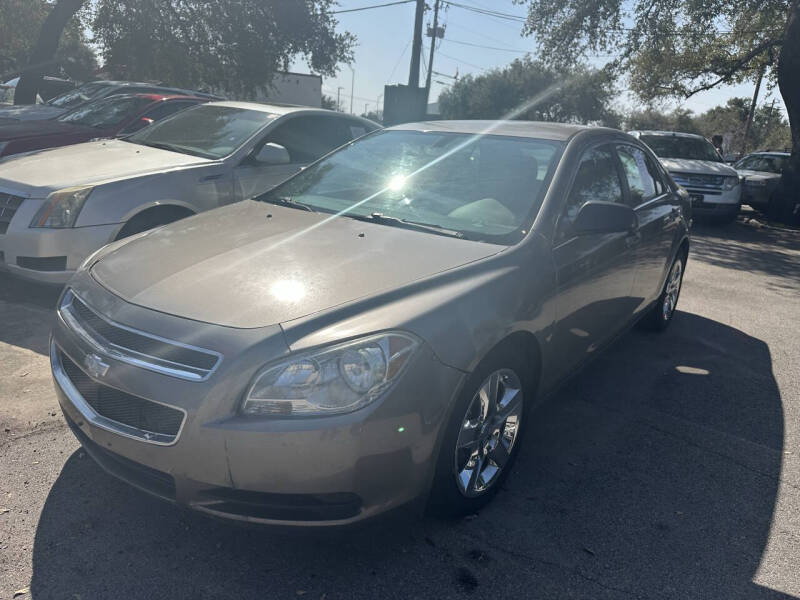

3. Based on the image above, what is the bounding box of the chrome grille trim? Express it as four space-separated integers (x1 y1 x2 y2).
0 193 24 235
58 289 222 382
51 341 186 446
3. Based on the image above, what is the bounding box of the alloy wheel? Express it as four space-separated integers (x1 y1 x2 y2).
662 259 683 321
454 369 523 497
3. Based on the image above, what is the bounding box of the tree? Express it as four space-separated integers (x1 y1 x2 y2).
517 0 800 219
438 57 620 127
91 0 355 96
321 95 339 111
2 0 96 103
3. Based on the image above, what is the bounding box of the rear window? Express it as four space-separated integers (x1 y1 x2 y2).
640 134 722 162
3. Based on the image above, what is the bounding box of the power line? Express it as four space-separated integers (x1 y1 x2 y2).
445 38 529 53
331 0 415 15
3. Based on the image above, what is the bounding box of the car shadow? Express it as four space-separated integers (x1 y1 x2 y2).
29 312 791 599
690 219 800 292
0 274 61 356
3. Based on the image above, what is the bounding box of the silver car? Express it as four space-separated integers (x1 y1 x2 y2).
51 121 690 526
734 151 789 213
0 101 378 283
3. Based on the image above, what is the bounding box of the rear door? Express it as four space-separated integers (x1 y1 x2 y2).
551 144 639 376
233 114 359 199
616 143 680 310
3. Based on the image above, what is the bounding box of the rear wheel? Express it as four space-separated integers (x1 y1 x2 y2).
642 254 684 331
429 346 532 516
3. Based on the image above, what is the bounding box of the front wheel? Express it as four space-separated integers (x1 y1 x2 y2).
642 254 685 331
429 347 531 516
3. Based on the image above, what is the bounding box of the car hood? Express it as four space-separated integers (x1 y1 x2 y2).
660 158 737 176
0 104 66 123
91 200 505 329
0 139 211 197
737 169 780 182
0 119 95 142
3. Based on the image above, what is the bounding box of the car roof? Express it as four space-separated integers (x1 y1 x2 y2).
204 100 376 121
748 151 790 157
386 120 604 141
631 130 707 140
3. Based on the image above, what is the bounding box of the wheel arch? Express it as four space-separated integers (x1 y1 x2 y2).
112 202 196 241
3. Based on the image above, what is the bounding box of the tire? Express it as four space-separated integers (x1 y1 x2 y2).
429 345 534 517
115 207 192 241
641 254 685 332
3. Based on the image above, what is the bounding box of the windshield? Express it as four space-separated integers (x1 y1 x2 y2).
47 81 112 108
126 105 277 159
57 95 153 128
259 129 563 243
640 134 722 162
735 154 788 174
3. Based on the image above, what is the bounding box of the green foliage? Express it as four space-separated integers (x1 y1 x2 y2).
514 0 789 102
437 57 620 127
0 0 96 80
321 95 339 111
91 0 355 96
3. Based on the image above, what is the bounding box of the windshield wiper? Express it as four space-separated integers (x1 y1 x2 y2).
136 141 211 158
344 212 465 239
261 195 315 212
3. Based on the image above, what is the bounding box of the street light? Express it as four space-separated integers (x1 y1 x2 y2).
348 65 355 114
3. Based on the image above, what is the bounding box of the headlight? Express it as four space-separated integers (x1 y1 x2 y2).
242 332 420 417
30 186 94 228
722 176 740 191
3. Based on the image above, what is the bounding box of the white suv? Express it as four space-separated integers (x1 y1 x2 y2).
630 130 742 222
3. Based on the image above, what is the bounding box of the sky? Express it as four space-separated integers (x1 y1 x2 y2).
293 0 785 118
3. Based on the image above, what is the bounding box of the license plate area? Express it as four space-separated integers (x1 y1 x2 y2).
690 194 705 206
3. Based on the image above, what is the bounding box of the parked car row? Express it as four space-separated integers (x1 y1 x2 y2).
0 86 379 283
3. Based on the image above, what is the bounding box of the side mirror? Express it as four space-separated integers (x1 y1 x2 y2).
573 201 637 235
253 142 290 165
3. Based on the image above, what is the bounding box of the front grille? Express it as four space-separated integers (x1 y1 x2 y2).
0 193 24 235
197 488 362 522
60 350 184 438
65 413 176 500
59 289 221 381
671 173 724 195
16 255 67 271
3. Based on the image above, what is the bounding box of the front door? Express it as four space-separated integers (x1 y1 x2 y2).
616 143 679 310
551 144 639 377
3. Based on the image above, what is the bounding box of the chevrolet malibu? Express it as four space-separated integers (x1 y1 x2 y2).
0 101 378 283
51 121 690 526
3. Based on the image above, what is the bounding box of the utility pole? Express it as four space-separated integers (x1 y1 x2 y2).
408 0 425 88
337 86 344 112
424 0 442 105
743 66 766 152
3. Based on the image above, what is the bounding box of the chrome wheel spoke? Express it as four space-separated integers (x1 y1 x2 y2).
496 386 522 420
457 421 482 450
488 437 511 469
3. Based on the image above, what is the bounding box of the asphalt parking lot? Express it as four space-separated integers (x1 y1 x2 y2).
1 215 799 599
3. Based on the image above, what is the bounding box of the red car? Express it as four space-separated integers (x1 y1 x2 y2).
0 94 207 158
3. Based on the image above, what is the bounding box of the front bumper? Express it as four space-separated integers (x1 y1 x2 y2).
51 276 465 526
0 197 120 284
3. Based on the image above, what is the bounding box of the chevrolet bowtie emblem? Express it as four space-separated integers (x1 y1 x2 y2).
83 353 110 379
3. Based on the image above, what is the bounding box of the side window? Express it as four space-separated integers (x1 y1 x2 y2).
617 145 663 206
562 146 624 227
263 116 354 164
